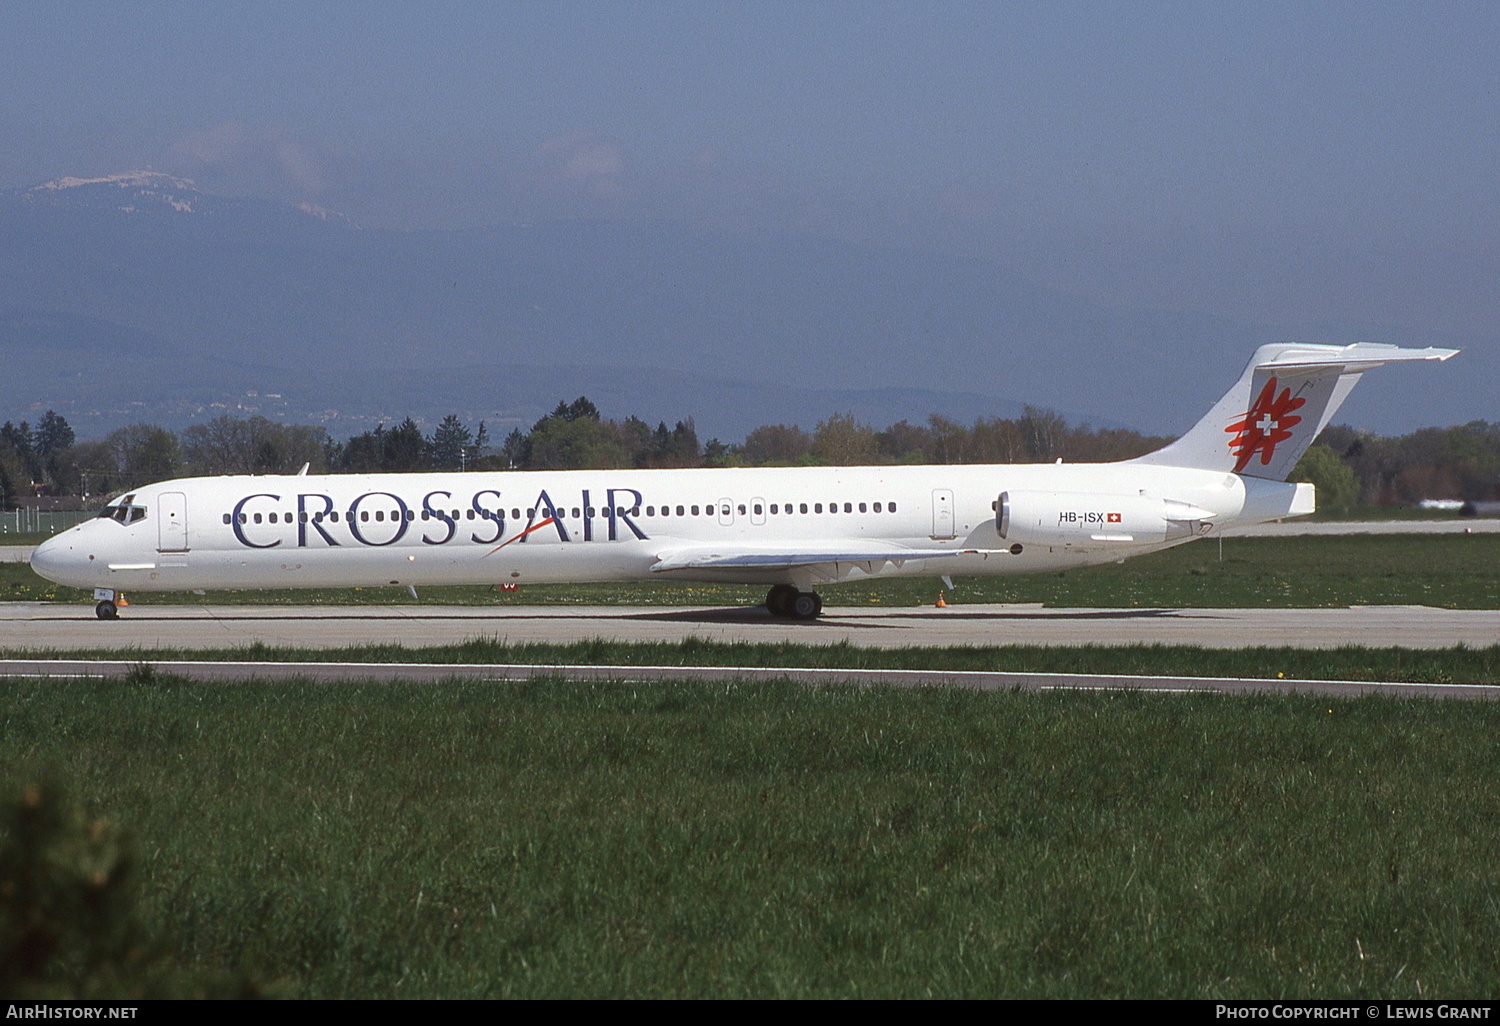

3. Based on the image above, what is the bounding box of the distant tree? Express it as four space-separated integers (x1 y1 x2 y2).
500 428 528 469
334 421 426 473
535 397 600 430
61 441 120 501
701 438 740 468
181 415 328 475
1290 444 1360 514
0 422 39 483
616 416 655 466
34 411 75 475
104 425 179 489
811 413 877 466
525 415 627 469
0 448 22 509
638 419 700 468
876 419 933 464
1019 406 1067 462
383 418 427 471
425 415 474 471
742 424 812 466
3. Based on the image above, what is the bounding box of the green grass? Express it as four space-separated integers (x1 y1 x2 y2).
7 637 1500 686
5 678 1500 998
10 533 1500 608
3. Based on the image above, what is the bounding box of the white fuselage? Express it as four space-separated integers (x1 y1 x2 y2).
29 461 1312 595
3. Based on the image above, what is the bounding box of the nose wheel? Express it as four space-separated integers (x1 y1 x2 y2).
94 600 118 620
765 585 822 620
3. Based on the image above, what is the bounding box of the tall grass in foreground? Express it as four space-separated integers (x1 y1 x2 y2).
5 678 1500 998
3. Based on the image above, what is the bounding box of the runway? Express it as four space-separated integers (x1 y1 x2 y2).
3 600 1496 650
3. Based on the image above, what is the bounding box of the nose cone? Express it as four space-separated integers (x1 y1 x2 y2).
29 533 88 587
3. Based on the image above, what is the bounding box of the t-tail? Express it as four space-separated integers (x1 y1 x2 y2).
1131 342 1458 480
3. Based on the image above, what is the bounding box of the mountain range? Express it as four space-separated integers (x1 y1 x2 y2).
0 171 1479 441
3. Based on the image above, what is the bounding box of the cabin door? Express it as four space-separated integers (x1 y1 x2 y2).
931 488 956 540
158 491 189 552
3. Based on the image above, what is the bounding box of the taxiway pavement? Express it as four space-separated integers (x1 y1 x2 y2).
2 601 1494 651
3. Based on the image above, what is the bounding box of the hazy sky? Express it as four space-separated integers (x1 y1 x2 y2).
3 1 1497 344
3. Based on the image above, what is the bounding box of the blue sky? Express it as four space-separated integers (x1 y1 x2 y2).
3 1 1496 359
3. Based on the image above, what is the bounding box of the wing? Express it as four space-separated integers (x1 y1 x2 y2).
650 545 1012 573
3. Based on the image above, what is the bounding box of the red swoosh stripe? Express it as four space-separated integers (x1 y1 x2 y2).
484 517 555 557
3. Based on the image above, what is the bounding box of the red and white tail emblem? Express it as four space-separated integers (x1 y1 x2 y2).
1225 377 1305 473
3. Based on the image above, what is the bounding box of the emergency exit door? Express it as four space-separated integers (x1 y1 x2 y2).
931 488 956 540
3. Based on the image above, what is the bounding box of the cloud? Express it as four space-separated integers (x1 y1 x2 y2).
535 131 628 201
170 121 334 200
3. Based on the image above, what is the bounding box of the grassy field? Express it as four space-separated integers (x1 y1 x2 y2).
7 636 1500 686
8 533 1500 608
5 676 1500 998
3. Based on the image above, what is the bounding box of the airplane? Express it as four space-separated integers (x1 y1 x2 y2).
29 342 1456 621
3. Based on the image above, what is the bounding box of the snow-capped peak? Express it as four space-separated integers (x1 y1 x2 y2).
29 170 201 194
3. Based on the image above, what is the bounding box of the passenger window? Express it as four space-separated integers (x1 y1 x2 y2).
814 503 822 513
800 503 808 514
889 502 897 513
222 513 231 525
844 502 852 513
873 502 882 513
691 505 700 516
676 505 685 516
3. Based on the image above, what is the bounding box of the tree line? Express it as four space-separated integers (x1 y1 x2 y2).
2 402 1497 513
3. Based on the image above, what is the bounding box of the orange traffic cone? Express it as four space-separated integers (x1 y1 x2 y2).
116 594 129 607
935 591 946 608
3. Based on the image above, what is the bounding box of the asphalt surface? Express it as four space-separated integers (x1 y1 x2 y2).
2 601 1495 650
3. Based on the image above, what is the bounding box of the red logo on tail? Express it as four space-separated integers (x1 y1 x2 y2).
1226 377 1305 472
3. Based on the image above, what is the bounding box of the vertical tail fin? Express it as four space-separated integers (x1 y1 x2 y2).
1132 342 1457 480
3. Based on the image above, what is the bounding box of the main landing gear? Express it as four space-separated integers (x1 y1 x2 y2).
765 584 822 621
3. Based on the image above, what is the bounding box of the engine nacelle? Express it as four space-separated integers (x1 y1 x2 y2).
995 490 1215 548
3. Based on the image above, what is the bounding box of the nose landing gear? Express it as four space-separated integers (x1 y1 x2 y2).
92 589 123 619
765 584 823 620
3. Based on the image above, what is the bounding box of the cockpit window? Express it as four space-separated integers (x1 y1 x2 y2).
96 494 148 525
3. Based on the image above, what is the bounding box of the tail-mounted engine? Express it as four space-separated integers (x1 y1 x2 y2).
995 490 1216 548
